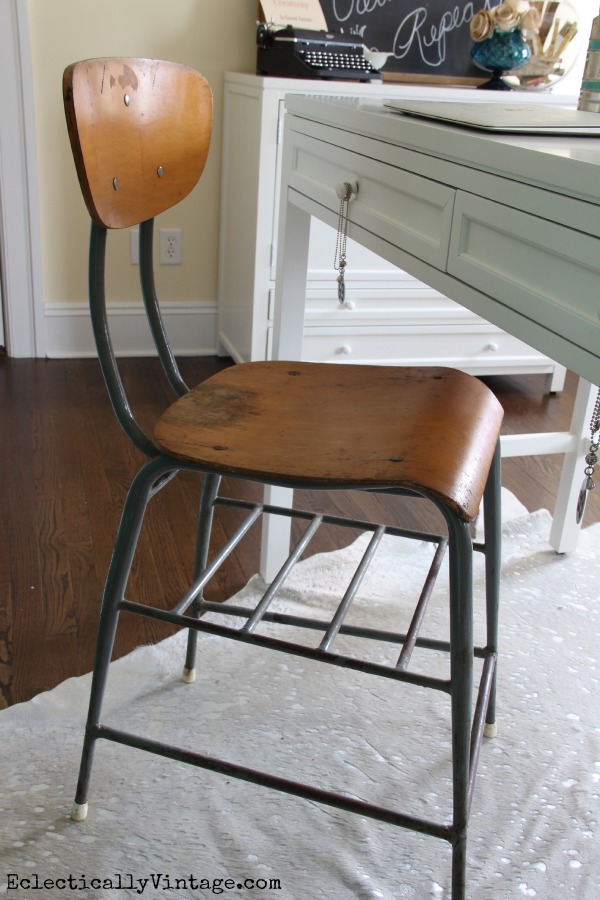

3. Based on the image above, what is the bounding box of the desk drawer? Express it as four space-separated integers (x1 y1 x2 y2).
448 192 600 363
300 326 552 371
289 133 455 271
268 287 480 324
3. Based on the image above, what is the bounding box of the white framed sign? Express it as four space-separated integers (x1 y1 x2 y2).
259 0 327 31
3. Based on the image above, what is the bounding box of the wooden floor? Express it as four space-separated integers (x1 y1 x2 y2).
0 356 597 710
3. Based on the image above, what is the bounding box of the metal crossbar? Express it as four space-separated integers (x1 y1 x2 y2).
319 525 385 651
118 495 490 698
396 537 448 670
242 515 323 633
171 504 263 616
214 494 448 545
91 724 453 843
186 600 492 660
191 497 449 681
120 599 453 691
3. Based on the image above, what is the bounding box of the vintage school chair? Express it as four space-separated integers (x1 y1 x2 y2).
63 58 503 898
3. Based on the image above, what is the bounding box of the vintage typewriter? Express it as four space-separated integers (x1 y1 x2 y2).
256 24 382 82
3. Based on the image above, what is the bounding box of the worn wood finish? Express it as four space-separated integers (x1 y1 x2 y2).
155 361 503 521
63 59 212 229
1 358 596 711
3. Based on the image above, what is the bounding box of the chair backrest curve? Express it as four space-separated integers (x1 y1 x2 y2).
63 58 212 229
62 58 212 455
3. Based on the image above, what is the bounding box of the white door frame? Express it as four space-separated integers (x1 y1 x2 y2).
0 0 44 356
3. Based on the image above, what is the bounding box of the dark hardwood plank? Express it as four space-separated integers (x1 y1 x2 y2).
0 357 596 709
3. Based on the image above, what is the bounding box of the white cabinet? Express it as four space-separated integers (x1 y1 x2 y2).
218 73 566 389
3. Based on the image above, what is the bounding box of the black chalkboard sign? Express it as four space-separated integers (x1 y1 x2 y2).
319 1 500 82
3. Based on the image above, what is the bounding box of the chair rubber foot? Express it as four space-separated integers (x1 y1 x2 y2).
182 667 196 684
484 722 498 738
71 801 88 821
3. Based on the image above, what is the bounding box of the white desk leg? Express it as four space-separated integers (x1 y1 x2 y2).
260 186 312 582
260 485 295 583
549 378 596 553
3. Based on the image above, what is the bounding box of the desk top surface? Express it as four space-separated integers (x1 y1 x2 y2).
285 94 600 207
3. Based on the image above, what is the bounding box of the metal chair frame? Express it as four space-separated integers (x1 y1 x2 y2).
67 76 502 898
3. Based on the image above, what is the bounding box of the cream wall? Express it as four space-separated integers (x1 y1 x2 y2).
23 0 597 355
27 0 256 313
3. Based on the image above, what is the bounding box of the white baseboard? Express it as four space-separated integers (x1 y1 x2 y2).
44 301 219 358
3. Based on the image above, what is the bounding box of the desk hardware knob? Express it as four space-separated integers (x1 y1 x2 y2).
336 344 352 355
485 342 499 352
335 181 358 200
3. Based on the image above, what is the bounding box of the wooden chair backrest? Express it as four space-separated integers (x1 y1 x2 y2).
63 58 212 229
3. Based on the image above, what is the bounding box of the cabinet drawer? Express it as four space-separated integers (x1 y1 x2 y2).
268 287 481 325
299 326 553 369
448 192 600 363
289 133 455 271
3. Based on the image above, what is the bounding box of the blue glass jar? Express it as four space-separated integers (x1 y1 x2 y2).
472 28 531 90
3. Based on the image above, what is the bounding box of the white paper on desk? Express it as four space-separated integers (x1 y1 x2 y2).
259 0 328 30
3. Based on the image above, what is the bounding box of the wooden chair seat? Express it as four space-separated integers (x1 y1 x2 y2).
155 361 503 522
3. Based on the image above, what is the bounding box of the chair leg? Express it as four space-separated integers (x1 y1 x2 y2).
446 446 501 895
71 456 175 821
482 442 502 738
446 513 474 900
183 473 221 683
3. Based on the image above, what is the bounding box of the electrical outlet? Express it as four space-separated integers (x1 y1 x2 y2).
159 228 182 265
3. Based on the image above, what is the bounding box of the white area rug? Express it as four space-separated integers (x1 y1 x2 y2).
1 492 599 899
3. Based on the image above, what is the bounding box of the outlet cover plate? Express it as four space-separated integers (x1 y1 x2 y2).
159 228 182 265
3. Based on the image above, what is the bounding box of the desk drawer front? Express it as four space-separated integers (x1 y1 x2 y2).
300 326 551 369
289 133 455 271
449 193 600 363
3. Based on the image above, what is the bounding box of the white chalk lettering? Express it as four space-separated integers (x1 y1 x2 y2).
329 1 497 68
